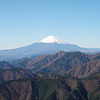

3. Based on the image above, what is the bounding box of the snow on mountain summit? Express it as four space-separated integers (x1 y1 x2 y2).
40 36 66 44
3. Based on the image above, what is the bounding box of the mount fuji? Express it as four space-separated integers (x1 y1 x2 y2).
39 36 66 44
0 36 99 60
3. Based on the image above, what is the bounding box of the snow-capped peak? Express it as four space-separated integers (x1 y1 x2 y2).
40 36 66 44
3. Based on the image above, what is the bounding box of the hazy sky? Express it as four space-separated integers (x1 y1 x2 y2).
0 0 100 50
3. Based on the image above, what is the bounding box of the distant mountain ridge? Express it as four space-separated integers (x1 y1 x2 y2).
0 51 100 78
11 51 91 75
0 68 35 83
66 59 100 78
0 36 99 61
0 61 14 71
12 51 100 77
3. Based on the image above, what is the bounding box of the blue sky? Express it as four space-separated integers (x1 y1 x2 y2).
0 0 100 50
